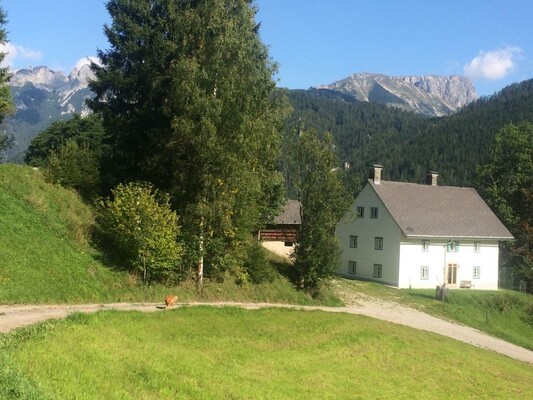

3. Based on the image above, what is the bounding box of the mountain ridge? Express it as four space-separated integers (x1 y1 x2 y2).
315 73 477 117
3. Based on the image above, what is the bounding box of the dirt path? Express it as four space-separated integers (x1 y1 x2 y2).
1 299 532 365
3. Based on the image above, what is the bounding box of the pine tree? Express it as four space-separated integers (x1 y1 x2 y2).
89 0 289 283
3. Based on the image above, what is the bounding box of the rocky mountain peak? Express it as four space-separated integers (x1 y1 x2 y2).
315 73 478 117
10 65 95 92
68 64 95 90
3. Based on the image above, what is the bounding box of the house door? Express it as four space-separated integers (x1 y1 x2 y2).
447 263 458 286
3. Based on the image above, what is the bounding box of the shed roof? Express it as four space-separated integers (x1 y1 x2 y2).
368 180 514 240
273 200 301 225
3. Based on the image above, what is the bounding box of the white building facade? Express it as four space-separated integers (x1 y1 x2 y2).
336 166 513 289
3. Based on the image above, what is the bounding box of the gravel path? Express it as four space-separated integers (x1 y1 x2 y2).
1 299 532 365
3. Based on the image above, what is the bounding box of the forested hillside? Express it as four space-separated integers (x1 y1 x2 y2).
289 79 533 187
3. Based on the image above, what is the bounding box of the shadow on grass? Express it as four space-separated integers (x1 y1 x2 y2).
405 291 437 301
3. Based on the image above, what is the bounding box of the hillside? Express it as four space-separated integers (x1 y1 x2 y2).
0 164 135 303
0 164 327 305
290 78 533 186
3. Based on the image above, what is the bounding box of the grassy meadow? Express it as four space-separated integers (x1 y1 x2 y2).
2 307 532 400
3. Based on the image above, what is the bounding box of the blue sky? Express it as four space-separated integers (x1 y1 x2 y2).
2 0 532 96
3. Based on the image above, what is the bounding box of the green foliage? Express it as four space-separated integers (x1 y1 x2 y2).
477 122 533 289
43 140 101 198
89 0 289 280
0 7 15 150
292 129 353 291
98 182 184 284
25 114 106 167
243 241 277 284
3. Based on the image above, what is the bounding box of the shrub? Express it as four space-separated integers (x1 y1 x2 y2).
98 182 183 284
43 140 100 198
243 241 276 284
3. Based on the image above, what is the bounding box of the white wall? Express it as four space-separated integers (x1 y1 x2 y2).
398 239 500 290
336 184 402 286
261 241 294 259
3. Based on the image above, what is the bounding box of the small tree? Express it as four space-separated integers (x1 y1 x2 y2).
292 129 352 292
98 182 183 283
477 122 533 290
44 140 101 198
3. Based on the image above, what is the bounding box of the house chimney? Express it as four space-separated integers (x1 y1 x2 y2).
426 171 439 186
369 164 383 184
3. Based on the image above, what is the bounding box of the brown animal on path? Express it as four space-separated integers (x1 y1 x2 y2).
164 295 177 309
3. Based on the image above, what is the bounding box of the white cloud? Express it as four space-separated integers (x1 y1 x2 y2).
73 56 101 70
0 42 43 69
463 46 522 80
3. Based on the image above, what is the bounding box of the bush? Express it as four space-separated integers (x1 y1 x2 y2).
488 293 524 313
243 241 276 284
44 140 100 198
98 182 183 284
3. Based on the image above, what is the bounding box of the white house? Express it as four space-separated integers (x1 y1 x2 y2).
336 165 514 290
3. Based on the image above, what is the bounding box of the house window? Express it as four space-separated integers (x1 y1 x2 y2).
422 240 429 252
447 241 459 252
284 242 293 247
374 237 383 250
349 235 358 248
473 266 481 279
474 242 480 253
348 261 357 275
420 266 429 280
357 207 364 218
373 264 382 278
370 207 378 219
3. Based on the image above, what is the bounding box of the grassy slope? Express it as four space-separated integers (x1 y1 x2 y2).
0 164 130 303
1 308 532 400
334 279 533 350
0 164 332 306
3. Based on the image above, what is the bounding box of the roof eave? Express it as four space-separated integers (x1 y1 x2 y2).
403 233 515 240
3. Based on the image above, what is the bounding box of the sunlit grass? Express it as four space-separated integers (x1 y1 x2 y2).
2 307 532 399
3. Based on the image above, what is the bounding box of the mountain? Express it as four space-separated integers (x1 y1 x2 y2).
315 73 477 117
1 65 94 162
290 78 533 186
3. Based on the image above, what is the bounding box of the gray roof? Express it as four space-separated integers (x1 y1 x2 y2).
274 200 301 225
369 180 514 239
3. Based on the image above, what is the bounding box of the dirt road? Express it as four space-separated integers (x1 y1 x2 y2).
1 299 532 365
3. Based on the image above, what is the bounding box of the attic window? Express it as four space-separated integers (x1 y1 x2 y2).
422 240 429 252
447 241 459 252
357 207 364 218
370 207 378 219
474 242 480 253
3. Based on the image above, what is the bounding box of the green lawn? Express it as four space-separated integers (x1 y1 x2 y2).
2 307 532 400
